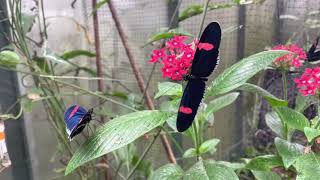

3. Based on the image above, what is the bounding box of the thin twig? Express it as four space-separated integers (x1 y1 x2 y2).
126 129 162 180
107 0 177 164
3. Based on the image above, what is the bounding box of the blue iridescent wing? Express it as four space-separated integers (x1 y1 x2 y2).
64 105 88 138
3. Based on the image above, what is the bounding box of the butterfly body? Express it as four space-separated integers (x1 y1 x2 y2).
64 105 93 140
308 37 320 62
176 22 221 132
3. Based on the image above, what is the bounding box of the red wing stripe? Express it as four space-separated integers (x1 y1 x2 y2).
68 105 79 119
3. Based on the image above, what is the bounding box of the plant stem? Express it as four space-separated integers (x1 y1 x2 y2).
197 0 211 38
126 129 162 180
315 103 320 129
107 0 176 164
193 123 200 161
282 71 288 101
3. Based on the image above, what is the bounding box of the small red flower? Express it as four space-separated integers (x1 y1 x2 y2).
294 67 320 96
179 106 193 114
272 44 306 70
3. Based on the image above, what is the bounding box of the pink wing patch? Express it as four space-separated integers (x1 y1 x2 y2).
179 106 193 114
198 43 214 51
68 105 79 119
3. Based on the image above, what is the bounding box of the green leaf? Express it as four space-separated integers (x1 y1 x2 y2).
91 0 108 15
166 115 178 132
294 153 320 180
205 50 289 98
237 83 288 107
60 50 96 60
155 82 182 99
149 164 183 180
65 110 168 175
21 97 34 112
33 56 50 73
295 95 313 113
144 28 193 46
274 106 309 131
199 138 220 154
179 3 235 22
21 13 35 34
304 127 320 142
245 155 283 171
265 112 284 138
274 137 304 169
204 92 239 119
184 159 239 180
216 161 245 170
251 171 281 180
131 155 152 178
183 148 197 158
0 50 20 68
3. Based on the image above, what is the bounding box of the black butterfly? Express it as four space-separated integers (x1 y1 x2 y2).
176 22 222 132
307 36 320 62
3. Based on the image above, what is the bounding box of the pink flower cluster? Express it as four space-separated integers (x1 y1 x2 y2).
294 67 320 96
272 44 307 69
148 36 196 81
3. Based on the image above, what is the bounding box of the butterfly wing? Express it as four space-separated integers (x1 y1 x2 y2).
64 105 88 139
176 79 205 132
308 36 320 62
191 22 221 77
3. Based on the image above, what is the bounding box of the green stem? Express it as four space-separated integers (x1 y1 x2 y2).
197 0 211 38
126 129 162 180
192 123 200 161
282 71 288 101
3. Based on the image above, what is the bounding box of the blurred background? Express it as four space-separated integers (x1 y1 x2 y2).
0 0 320 179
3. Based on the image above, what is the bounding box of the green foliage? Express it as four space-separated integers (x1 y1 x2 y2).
304 127 320 142
144 28 193 46
265 112 284 138
274 106 309 131
149 164 183 180
65 110 170 175
184 159 239 180
203 92 239 119
238 83 288 107
21 13 35 34
91 0 109 15
0 50 20 68
154 82 182 99
183 148 197 158
199 138 220 154
251 171 281 180
274 138 304 169
205 50 289 98
60 50 96 60
179 3 235 22
293 153 320 180
245 155 283 171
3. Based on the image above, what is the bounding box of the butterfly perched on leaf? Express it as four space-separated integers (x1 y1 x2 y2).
307 36 320 62
64 105 94 140
176 22 221 132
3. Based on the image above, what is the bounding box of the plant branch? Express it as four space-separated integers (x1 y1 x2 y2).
107 0 176 164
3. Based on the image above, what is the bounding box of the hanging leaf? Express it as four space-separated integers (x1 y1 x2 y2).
21 13 35 34
33 56 50 73
203 92 239 119
205 50 289 98
304 127 320 142
91 0 109 15
274 106 309 131
274 137 304 169
0 50 20 68
294 153 320 180
245 155 283 171
144 28 193 46
155 82 182 99
184 159 239 180
238 83 287 107
65 110 169 175
265 112 284 138
60 50 96 60
149 164 184 180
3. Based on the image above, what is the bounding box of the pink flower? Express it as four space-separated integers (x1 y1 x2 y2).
294 67 320 96
149 48 166 63
272 44 306 69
